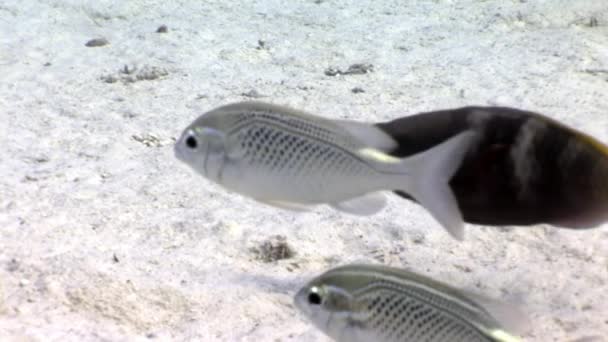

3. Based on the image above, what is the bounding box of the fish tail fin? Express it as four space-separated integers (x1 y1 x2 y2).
396 130 477 240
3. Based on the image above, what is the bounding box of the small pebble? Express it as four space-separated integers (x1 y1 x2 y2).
6 259 19 272
121 64 135 75
256 39 266 50
241 89 265 98
85 38 109 47
410 232 425 244
101 75 118 83
156 25 168 33
324 67 341 76
351 87 365 94
589 17 598 28
345 63 374 75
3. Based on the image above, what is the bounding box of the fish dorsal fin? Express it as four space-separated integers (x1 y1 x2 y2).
462 289 530 337
330 192 387 216
335 120 398 152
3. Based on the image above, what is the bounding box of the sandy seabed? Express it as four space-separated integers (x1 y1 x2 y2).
1 1 608 341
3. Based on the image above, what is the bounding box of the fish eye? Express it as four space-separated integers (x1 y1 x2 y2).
308 291 322 305
185 136 198 149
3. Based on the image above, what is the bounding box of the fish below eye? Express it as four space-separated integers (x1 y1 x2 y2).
186 136 198 149
308 292 322 305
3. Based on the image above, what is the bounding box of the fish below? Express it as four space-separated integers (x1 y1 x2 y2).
377 106 608 229
295 264 528 342
174 101 477 240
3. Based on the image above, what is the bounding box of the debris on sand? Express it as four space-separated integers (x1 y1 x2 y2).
101 65 169 84
250 235 295 263
325 63 374 76
131 133 174 148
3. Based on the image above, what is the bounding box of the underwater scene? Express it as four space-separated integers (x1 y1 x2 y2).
1 1 607 341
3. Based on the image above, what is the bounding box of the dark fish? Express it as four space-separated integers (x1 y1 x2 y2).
376 106 608 228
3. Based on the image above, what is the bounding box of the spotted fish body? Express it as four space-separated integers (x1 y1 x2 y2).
175 102 477 239
295 264 525 342
207 106 389 202
377 106 608 229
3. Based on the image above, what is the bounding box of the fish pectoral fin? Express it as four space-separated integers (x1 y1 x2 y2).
335 119 398 152
224 135 247 160
489 329 522 342
256 199 316 212
330 193 387 216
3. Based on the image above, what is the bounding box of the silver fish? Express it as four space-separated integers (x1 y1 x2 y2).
174 101 476 239
294 264 527 342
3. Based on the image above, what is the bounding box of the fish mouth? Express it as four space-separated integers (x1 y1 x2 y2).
294 287 308 313
203 141 210 176
174 139 184 161
174 130 196 165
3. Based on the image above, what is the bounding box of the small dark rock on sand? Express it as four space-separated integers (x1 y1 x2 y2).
256 39 266 50
589 17 599 27
6 258 19 272
85 38 109 47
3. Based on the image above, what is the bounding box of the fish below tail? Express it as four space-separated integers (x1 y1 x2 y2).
396 130 477 240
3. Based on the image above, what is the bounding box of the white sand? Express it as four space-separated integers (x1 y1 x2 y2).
1 1 607 341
